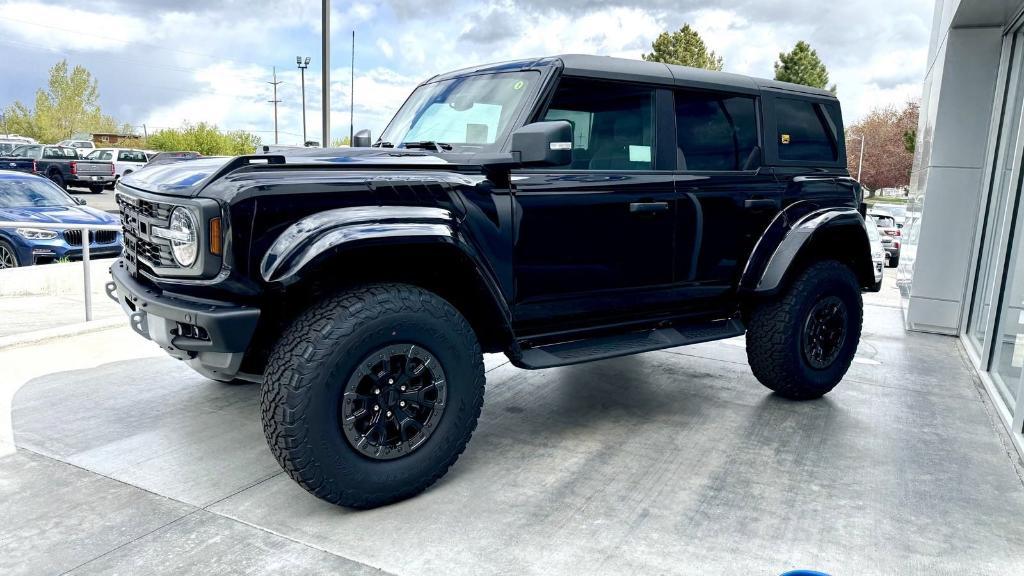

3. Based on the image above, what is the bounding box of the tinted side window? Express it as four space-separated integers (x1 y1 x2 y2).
543 78 655 171
43 147 62 159
675 91 758 171
776 98 837 161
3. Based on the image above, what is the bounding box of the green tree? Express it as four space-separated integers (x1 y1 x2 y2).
2 60 118 142
145 122 261 155
642 24 724 71
774 41 836 93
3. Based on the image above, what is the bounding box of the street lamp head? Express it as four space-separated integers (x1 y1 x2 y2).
304 56 311 66
296 56 302 65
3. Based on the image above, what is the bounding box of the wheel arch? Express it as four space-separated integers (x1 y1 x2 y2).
241 207 514 374
742 207 875 299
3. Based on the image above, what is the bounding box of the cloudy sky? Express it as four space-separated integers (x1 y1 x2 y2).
0 0 933 146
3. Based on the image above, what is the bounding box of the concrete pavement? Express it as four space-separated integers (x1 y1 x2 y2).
3 274 1024 575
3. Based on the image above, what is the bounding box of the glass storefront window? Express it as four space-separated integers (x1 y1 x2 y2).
985 30 1024 410
968 32 1024 356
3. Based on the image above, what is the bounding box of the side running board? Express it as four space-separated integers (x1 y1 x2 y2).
515 318 745 370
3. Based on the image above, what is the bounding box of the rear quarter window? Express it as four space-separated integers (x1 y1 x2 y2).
776 98 837 162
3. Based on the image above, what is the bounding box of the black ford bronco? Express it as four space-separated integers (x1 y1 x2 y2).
108 54 882 508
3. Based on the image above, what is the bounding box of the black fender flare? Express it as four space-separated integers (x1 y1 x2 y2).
740 204 873 295
258 204 513 328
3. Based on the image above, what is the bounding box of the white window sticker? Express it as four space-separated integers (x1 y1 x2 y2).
628 145 651 163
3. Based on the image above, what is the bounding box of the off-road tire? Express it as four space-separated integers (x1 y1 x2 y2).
89 185 104 194
261 283 485 508
746 260 862 400
887 254 900 268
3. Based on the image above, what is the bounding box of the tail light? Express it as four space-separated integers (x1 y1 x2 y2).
70 161 77 175
110 162 115 176
31 160 37 172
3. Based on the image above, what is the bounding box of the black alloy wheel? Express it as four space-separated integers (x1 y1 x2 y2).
801 296 848 369
340 343 447 460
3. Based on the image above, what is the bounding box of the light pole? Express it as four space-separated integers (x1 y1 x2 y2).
321 0 330 148
296 56 310 145
849 133 866 182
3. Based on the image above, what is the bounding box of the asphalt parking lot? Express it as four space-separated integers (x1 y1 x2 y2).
3 271 1024 575
67 186 118 213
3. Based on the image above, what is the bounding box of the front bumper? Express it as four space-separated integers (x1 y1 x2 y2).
107 258 260 381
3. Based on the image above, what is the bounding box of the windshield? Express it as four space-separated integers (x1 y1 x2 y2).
873 215 896 228
8 145 39 157
0 178 75 208
378 71 538 152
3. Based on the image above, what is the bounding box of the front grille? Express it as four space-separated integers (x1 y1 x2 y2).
116 191 179 275
63 230 120 246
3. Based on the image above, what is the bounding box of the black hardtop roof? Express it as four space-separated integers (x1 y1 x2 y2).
429 53 836 99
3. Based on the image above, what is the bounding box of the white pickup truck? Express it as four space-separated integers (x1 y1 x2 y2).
85 148 149 187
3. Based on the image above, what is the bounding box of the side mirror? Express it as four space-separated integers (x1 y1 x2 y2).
353 129 372 148
75 197 87 205
510 121 572 167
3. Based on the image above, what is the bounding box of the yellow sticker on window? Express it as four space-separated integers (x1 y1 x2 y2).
781 134 791 144
513 80 525 90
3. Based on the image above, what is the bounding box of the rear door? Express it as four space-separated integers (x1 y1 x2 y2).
672 88 781 289
510 77 677 330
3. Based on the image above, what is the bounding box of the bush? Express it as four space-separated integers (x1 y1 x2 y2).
144 122 261 156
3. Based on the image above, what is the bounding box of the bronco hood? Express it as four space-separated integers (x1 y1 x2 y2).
119 148 465 198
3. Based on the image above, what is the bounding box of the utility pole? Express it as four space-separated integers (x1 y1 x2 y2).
350 30 355 145
267 66 283 145
142 124 148 139
322 0 330 148
297 56 311 145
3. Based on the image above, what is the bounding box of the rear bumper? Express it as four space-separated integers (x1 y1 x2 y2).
68 175 115 185
107 258 260 381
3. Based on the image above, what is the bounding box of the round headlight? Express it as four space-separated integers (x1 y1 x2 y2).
169 207 198 267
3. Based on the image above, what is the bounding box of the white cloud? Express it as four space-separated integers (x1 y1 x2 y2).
0 1 149 51
377 38 394 59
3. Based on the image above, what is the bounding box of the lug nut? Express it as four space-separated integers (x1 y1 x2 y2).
388 378 394 384
400 385 406 391
373 405 379 411
400 401 406 407
386 411 392 417
373 388 380 394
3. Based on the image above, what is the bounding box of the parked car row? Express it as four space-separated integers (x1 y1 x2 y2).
0 143 204 193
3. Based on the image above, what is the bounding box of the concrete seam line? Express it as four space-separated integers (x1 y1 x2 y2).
206 508 402 576
0 318 124 351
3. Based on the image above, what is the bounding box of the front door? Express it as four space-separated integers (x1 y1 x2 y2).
511 77 676 331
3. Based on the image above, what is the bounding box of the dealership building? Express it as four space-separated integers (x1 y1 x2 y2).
904 0 1024 455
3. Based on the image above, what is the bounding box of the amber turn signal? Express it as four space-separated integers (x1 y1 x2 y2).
209 217 222 255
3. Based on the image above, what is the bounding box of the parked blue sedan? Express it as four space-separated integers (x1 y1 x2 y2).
0 170 122 268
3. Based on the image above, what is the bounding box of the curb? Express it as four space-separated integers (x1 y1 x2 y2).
0 317 125 351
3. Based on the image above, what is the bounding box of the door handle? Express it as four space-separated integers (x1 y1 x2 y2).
629 201 670 214
744 198 779 210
